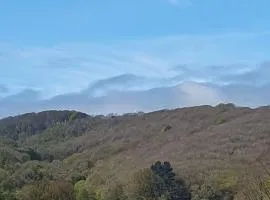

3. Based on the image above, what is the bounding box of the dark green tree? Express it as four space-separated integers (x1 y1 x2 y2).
151 161 190 200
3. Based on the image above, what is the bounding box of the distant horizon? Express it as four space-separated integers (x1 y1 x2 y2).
2 101 270 120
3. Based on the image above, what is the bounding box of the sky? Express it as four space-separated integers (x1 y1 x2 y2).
0 0 270 117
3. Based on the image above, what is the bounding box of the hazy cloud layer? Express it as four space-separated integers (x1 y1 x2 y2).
1 31 270 98
0 61 270 118
1 32 270 118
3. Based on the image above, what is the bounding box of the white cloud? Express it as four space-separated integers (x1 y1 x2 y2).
1 76 270 118
0 31 270 117
177 82 225 106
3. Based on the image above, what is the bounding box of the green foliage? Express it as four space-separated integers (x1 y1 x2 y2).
0 137 18 148
213 118 227 125
215 103 236 111
214 171 238 193
69 111 81 121
234 175 270 200
0 110 88 140
0 147 30 172
104 184 124 200
151 161 190 200
63 153 93 184
94 187 108 200
265 179 270 188
94 185 124 200
17 147 42 161
125 168 165 200
70 174 87 185
125 161 190 200
16 180 75 200
0 191 16 200
0 109 270 200
10 161 55 188
85 174 123 200
0 169 15 200
74 180 89 200
189 170 237 200
0 176 15 192
190 184 223 200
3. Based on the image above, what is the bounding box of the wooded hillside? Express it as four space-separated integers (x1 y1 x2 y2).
1 104 270 200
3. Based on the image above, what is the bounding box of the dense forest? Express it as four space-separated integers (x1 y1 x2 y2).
0 105 270 200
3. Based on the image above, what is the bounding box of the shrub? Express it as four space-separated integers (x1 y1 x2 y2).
74 180 89 200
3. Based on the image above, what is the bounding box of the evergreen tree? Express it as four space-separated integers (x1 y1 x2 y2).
151 161 190 200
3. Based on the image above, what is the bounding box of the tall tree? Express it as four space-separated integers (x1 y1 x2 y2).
151 161 190 200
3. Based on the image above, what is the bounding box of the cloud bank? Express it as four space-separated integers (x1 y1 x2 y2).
0 62 269 118
1 32 270 118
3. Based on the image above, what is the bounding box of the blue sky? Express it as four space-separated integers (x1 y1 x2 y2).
0 0 270 117
1 0 270 45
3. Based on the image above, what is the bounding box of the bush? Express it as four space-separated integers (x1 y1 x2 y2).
74 180 89 200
